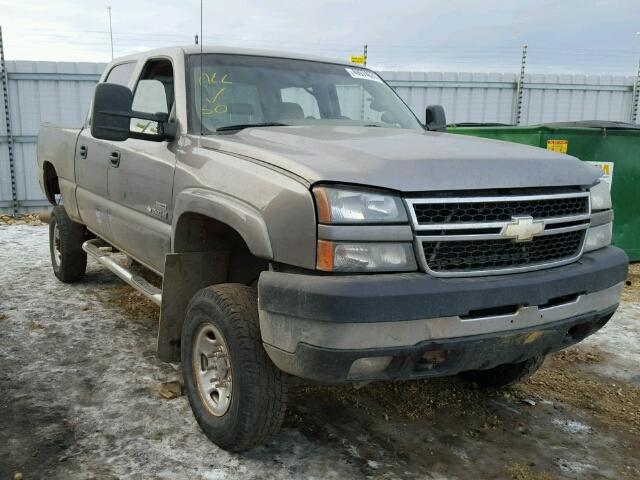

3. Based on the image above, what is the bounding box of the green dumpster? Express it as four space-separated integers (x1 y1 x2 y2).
448 121 640 260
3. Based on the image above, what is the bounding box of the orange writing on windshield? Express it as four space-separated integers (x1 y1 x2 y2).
199 72 233 115
198 72 233 86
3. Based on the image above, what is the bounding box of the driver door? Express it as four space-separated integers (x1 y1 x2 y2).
106 58 177 274
75 61 137 238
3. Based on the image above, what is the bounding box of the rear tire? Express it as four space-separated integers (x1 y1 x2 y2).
181 284 288 452
49 205 87 283
459 355 545 388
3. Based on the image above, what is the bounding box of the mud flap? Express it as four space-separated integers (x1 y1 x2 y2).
157 251 229 362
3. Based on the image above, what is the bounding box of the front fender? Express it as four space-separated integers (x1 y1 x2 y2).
172 188 273 259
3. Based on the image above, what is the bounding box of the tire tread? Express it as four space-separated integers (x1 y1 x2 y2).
182 284 287 452
50 205 87 283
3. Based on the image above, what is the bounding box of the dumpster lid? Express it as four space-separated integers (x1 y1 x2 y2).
540 120 640 130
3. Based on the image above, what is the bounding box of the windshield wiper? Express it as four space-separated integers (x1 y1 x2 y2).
216 122 289 132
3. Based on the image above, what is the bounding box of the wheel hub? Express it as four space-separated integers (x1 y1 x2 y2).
193 323 233 416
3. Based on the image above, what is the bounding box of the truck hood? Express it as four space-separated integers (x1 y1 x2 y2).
202 126 601 192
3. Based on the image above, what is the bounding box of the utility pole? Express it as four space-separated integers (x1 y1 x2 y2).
0 26 18 217
107 6 114 59
513 44 527 125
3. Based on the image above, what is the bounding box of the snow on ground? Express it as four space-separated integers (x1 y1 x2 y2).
1 226 354 479
580 300 640 384
1 224 638 480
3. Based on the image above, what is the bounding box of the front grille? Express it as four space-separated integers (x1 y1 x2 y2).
413 196 588 225
422 230 585 273
407 191 590 277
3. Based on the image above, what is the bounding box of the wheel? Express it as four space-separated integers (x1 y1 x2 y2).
459 355 545 388
49 205 87 283
181 284 288 452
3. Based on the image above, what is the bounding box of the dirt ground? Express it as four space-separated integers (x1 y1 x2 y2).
1 224 638 480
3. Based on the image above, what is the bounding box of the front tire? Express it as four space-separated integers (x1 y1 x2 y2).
181 284 288 452
459 355 545 388
49 205 87 283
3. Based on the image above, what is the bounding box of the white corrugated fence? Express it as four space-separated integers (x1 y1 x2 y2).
1 60 106 214
0 61 638 214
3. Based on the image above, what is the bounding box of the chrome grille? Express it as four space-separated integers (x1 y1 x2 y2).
422 230 585 272
406 192 590 277
413 196 588 224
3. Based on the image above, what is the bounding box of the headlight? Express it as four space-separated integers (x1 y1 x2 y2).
590 180 612 211
317 240 417 272
584 223 613 252
313 186 407 224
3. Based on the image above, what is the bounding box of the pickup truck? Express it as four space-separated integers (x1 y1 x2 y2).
37 46 628 452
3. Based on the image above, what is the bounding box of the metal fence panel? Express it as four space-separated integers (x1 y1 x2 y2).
382 71 518 125
520 74 635 125
381 71 637 125
1 61 638 214
1 60 104 213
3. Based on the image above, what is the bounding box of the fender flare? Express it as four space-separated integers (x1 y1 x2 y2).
172 188 273 259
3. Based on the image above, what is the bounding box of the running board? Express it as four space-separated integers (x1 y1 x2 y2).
82 239 162 305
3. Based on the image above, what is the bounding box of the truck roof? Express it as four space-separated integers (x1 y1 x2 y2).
111 45 355 68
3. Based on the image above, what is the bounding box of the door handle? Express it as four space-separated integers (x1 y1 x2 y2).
79 145 88 159
109 151 121 168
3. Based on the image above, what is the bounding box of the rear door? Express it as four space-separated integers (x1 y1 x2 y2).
75 61 137 236
106 57 177 273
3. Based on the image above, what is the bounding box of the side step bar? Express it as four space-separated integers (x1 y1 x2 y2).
82 239 162 305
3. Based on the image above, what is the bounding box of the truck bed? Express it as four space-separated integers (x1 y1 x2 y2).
37 123 82 187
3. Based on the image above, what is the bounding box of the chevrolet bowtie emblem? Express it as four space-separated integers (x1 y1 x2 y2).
501 216 544 242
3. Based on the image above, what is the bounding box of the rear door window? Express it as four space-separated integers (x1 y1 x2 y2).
105 62 136 86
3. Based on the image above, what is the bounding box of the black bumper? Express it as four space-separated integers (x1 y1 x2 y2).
262 308 617 382
258 247 628 383
260 247 628 323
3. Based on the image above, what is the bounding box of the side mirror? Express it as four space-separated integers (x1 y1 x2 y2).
91 82 176 142
91 83 133 141
425 105 447 132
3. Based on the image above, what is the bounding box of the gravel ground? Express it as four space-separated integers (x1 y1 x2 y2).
1 224 639 480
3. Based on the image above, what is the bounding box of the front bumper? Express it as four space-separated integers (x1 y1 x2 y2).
258 247 628 383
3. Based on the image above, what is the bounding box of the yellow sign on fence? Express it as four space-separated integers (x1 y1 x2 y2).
350 55 366 65
546 139 568 154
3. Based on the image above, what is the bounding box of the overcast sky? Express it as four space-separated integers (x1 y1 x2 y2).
1 0 639 74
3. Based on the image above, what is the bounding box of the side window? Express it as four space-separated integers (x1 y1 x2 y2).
133 59 174 114
280 87 320 119
130 59 174 134
132 80 169 114
105 62 136 86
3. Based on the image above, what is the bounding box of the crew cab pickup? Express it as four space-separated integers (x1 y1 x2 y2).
37 46 628 452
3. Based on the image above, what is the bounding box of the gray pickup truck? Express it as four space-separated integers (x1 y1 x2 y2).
37 46 628 452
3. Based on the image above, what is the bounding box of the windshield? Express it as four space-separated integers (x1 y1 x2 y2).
187 54 423 133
